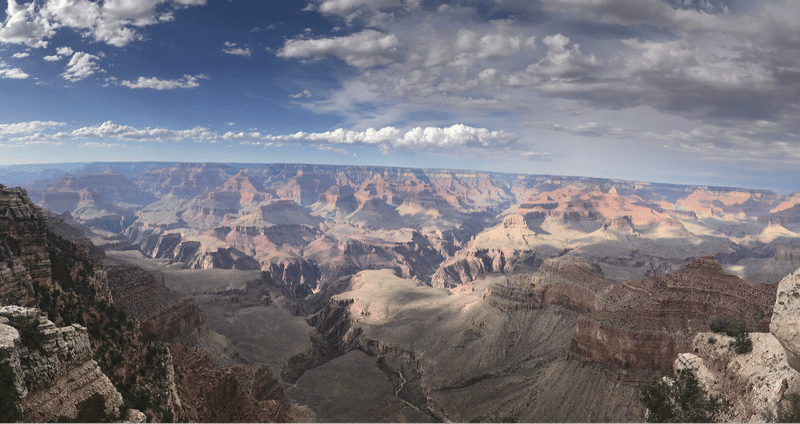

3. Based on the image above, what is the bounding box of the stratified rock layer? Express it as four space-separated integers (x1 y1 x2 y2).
0 306 123 422
0 186 51 305
572 255 776 371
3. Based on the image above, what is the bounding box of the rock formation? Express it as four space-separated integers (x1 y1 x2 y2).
669 332 797 422
770 267 800 372
0 186 51 306
572 255 776 371
0 306 124 422
17 162 800 422
106 266 208 343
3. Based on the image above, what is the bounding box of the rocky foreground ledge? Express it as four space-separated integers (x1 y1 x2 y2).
0 306 138 422
668 266 800 422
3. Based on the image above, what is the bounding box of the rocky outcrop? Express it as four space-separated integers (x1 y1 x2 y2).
0 186 51 306
770 267 800 372
674 332 799 422
106 266 208 343
139 299 208 344
0 306 123 422
133 230 262 270
170 344 289 422
572 256 777 371
431 248 541 288
488 257 616 312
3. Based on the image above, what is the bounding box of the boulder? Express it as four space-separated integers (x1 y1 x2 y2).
770 267 800 371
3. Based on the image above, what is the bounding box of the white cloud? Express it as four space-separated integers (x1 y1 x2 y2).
56 46 73 56
61 51 101 81
0 0 207 49
230 124 519 153
6 131 69 144
0 61 29 78
0 120 64 134
43 54 59 61
0 119 524 156
81 141 121 148
118 74 207 90
290 90 312 98
278 29 400 68
222 41 251 56
308 0 419 23
0 0 56 48
11 52 29 58
71 120 218 142
396 125 519 149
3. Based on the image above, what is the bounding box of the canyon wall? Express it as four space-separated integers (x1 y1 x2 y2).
0 306 123 422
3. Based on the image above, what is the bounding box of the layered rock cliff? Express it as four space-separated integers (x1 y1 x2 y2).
0 306 124 422
571 256 776 371
0 186 51 306
0 183 296 423
106 266 207 344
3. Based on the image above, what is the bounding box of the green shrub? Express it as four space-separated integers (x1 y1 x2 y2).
733 335 753 354
708 312 753 355
727 312 753 355
708 315 731 333
639 369 730 423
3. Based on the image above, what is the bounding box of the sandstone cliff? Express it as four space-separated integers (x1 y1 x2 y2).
572 255 776 371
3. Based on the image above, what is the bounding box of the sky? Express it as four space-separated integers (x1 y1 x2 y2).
1 0 799 192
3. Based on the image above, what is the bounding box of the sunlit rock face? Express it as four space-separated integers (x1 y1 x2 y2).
771 267 800 372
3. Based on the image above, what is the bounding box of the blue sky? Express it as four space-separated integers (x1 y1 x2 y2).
1 0 800 192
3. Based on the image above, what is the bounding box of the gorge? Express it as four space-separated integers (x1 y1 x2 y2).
3 162 800 422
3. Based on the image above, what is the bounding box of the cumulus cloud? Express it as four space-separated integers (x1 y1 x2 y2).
43 54 59 61
12 52 29 58
71 120 218 142
231 124 519 153
118 74 207 90
61 51 102 81
306 0 419 23
278 29 400 68
0 0 207 48
1 118 518 154
222 41 251 56
0 65 29 79
0 120 64 134
396 125 518 149
290 90 312 98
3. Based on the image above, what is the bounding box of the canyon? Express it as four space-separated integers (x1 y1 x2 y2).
2 162 800 421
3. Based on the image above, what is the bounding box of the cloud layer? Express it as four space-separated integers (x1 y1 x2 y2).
0 120 525 156
0 0 207 48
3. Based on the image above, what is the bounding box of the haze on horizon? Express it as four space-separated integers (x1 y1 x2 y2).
1 0 799 192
